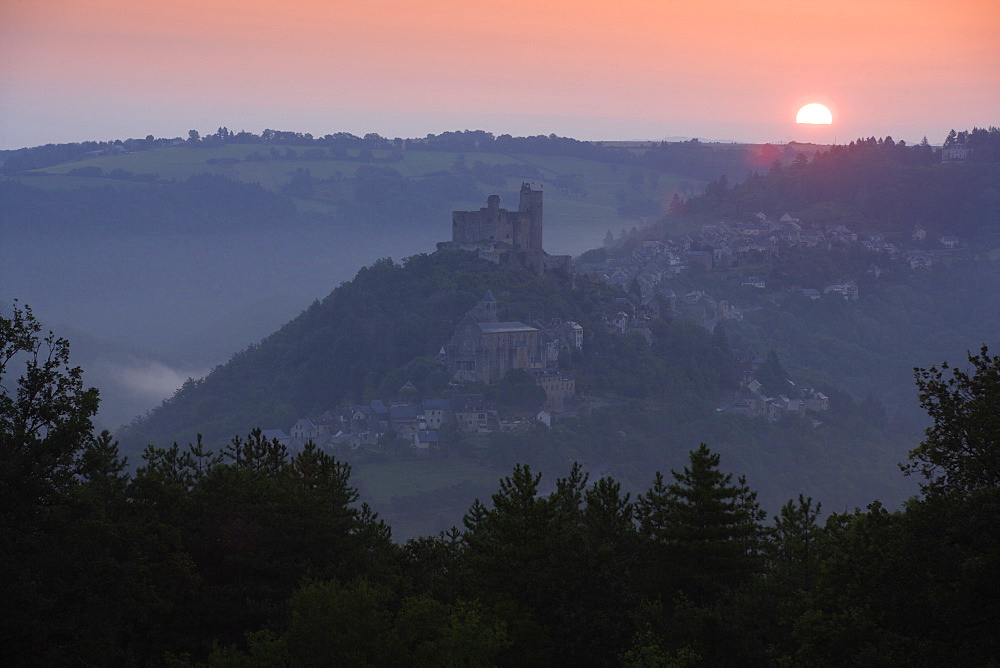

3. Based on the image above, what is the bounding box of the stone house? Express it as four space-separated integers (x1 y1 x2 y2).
422 398 453 429
290 418 323 441
453 396 498 434
414 430 439 449
528 368 576 412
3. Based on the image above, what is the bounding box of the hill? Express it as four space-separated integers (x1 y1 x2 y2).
670 131 1000 241
117 251 623 450
119 249 918 538
3 129 762 429
595 129 1000 439
1 130 741 256
11 127 998 538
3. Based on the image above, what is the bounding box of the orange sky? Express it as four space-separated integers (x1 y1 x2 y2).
1 0 998 148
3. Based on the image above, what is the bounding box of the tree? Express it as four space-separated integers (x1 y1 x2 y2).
756 348 789 396
0 304 172 664
636 445 761 603
669 193 686 216
711 321 730 354
769 494 822 591
0 302 99 522
462 465 559 607
903 345 1000 494
492 369 546 411
283 167 314 197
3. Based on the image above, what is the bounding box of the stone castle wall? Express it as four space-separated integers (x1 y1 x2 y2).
452 184 542 251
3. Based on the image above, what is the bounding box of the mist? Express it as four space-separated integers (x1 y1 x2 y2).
3 222 437 429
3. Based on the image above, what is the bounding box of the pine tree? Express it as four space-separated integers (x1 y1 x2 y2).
769 494 822 591
638 445 761 603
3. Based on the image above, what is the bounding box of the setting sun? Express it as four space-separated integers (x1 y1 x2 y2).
796 103 833 125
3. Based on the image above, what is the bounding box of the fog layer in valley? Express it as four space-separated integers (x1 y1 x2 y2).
3 224 435 430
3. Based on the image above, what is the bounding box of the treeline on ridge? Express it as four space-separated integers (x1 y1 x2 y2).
1 126 768 184
665 129 1000 239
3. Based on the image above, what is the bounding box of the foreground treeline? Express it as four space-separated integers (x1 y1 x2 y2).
2 305 998 666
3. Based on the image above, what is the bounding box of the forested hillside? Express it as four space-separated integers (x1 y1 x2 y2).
119 248 916 537
602 129 1000 437
118 251 630 451
671 129 1000 240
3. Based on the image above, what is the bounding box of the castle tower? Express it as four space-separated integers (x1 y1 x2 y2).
518 182 543 251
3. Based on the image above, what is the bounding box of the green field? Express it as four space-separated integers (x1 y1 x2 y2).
25 144 705 256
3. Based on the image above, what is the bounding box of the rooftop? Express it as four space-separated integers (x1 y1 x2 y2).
478 322 537 334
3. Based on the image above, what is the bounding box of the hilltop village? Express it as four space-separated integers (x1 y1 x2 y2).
266 186 971 454
267 185 583 453
579 213 966 329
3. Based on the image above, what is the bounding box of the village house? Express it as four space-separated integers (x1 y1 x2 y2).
941 144 970 161
413 430 439 450
606 311 630 335
528 368 577 412
532 317 585 361
908 252 934 270
454 395 498 434
720 373 830 421
823 280 859 300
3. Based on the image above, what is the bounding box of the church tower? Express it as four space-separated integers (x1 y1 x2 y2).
470 290 499 323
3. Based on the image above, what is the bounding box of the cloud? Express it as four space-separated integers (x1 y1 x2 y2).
91 357 208 405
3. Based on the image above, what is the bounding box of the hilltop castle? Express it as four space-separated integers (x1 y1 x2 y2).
441 183 573 275
452 182 544 250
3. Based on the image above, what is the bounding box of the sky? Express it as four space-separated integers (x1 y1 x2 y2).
1 0 998 149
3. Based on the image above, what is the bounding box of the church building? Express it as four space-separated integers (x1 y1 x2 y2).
444 291 546 384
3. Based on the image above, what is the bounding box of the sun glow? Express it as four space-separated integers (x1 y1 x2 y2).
796 103 833 124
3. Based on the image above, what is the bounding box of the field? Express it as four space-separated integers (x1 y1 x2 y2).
351 457 499 505
350 457 503 539
26 144 705 257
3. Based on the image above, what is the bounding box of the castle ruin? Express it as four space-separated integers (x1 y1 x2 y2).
452 182 543 250
443 182 573 276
